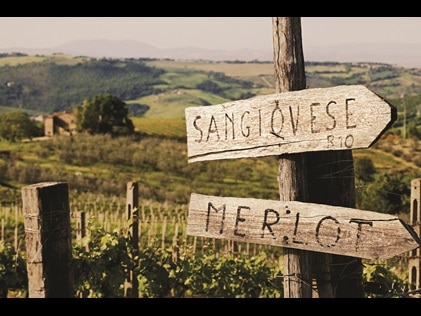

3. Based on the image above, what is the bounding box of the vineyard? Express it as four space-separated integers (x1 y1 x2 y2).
1 192 288 298
0 188 412 298
0 115 419 298
131 117 187 139
0 56 420 298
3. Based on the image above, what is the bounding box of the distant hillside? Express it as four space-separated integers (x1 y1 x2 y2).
0 56 166 114
1 39 273 63
0 54 421 131
2 39 421 68
0 54 265 118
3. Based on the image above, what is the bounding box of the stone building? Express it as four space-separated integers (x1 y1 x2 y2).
44 111 76 136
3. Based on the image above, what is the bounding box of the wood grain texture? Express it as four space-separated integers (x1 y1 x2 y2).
185 85 396 163
22 182 73 298
272 16 312 298
186 193 420 260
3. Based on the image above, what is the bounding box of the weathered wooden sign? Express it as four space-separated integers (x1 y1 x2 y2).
186 193 420 260
185 85 396 163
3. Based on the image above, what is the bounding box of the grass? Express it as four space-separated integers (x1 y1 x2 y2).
131 117 187 138
0 53 89 67
353 149 403 174
131 89 229 119
145 60 274 77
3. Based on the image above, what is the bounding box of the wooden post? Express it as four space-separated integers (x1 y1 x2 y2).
22 182 73 298
75 211 86 241
272 16 312 299
408 178 421 294
272 17 364 298
124 181 139 298
307 151 364 297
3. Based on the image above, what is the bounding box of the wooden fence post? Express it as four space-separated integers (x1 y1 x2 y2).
22 182 74 298
124 181 139 298
408 178 421 295
75 211 86 241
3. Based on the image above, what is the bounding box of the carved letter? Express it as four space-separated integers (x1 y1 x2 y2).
292 212 305 244
235 206 249 237
349 218 373 250
241 111 250 138
271 101 284 139
193 115 203 143
326 101 337 131
261 208 280 239
289 105 299 135
206 115 220 141
346 98 357 129
206 202 226 234
316 216 340 247
225 113 235 140
310 103 321 133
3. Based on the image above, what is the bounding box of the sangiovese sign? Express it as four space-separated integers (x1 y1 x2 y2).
185 85 396 163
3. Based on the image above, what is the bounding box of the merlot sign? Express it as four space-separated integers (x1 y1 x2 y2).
185 85 396 163
187 193 421 260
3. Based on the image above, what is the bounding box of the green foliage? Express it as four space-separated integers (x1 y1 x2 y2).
369 69 399 81
363 260 408 298
135 246 283 298
196 80 222 94
0 197 413 298
3 57 421 123
355 157 376 181
0 133 279 204
0 58 165 113
58 211 286 298
0 111 42 141
1 128 418 213
0 57 419 298
359 172 410 215
72 224 131 298
74 94 135 136
0 241 27 298
73 225 284 298
175 249 283 298
131 117 186 139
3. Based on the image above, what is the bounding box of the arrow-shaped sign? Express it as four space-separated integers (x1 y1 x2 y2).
186 193 420 260
185 85 396 163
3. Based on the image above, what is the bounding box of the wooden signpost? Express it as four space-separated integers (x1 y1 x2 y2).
184 84 420 262
185 17 411 297
185 85 396 163
187 193 421 260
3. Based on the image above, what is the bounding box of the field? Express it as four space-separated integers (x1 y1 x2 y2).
145 59 421 100
145 59 275 77
131 117 187 138
0 53 90 67
1 55 421 298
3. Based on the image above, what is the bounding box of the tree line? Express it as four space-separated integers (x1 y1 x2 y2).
0 58 165 113
0 93 135 141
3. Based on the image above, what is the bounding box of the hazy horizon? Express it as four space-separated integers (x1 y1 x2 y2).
2 17 421 49
2 17 421 67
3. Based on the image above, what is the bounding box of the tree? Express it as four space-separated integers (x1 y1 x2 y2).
359 172 410 215
0 111 42 142
354 157 376 182
74 94 134 136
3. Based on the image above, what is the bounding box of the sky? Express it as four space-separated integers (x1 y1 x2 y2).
1 17 421 50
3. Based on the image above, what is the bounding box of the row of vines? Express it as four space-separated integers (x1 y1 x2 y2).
0 192 412 298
